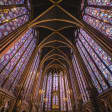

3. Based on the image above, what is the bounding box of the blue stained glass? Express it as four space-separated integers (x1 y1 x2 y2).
27 0 31 9
41 72 72 111
60 73 66 111
78 39 107 89
0 30 36 87
0 15 29 40
0 29 32 69
79 30 112 86
88 0 112 6
85 7 112 24
69 69 77 99
0 7 28 24
4 38 36 90
72 56 89 103
65 75 72 111
80 29 112 67
83 15 112 39
76 42 103 93
0 0 24 5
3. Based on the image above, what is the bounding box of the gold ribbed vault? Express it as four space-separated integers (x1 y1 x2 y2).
29 0 83 74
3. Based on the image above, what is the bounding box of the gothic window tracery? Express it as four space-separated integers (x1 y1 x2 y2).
41 72 72 111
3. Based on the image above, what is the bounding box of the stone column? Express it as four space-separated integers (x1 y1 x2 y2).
11 44 39 112
73 44 100 112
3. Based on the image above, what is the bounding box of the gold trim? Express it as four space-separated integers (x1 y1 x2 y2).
39 47 71 69
36 25 74 32
29 19 82 28
45 64 65 72
29 5 55 25
57 5 84 26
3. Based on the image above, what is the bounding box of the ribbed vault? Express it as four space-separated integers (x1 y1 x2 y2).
30 0 82 74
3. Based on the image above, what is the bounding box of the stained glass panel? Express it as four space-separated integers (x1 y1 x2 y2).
4 38 36 90
85 7 112 24
79 29 112 86
72 55 89 103
0 7 28 24
83 15 112 39
0 29 33 69
88 0 112 6
0 28 37 93
77 41 104 92
0 0 24 5
24 52 39 101
0 15 29 40
41 72 72 111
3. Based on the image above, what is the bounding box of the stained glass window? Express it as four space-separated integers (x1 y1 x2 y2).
72 55 89 103
4 39 36 91
0 29 33 68
78 0 112 93
83 0 112 39
40 72 72 111
0 0 24 5
46 74 52 110
40 74 47 111
85 7 112 24
0 29 37 93
64 74 72 111
0 7 28 24
75 28 112 93
23 51 40 101
60 72 66 111
27 0 31 9
80 29 112 86
0 3 29 40
83 15 112 39
88 0 112 6
0 14 29 40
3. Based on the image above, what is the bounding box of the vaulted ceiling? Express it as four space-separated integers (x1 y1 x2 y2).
30 0 82 74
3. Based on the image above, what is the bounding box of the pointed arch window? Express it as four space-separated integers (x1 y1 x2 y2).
41 72 72 111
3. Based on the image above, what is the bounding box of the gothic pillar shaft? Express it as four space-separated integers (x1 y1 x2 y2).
63 71 68 111
32 63 41 98
11 44 38 112
73 44 100 112
70 63 81 98
68 66 81 112
66 69 76 109
36 71 46 112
